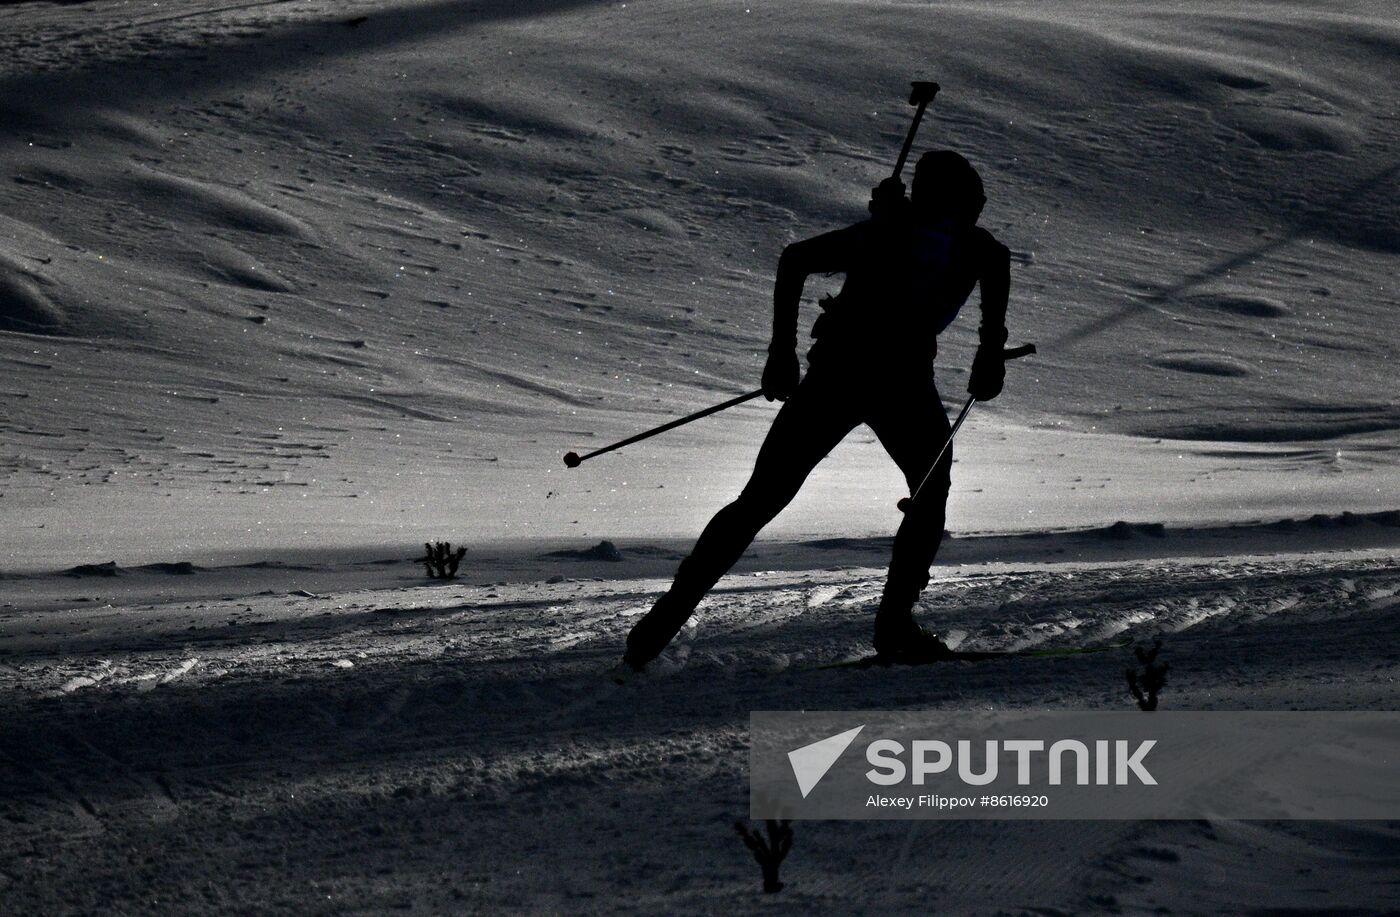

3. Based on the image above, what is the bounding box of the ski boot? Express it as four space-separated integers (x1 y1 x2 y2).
621 587 699 673
872 616 954 664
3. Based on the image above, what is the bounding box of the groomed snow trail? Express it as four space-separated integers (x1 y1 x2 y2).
2 551 1398 913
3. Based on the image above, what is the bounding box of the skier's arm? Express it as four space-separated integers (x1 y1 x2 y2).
968 235 1011 401
770 225 861 352
977 236 1010 349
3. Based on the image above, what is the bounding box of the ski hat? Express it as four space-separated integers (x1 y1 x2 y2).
913 150 986 224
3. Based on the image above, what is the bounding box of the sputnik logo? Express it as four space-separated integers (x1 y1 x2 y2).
787 725 865 798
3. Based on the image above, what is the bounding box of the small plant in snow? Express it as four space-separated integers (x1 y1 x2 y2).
1126 638 1168 711
421 541 467 579
735 818 793 893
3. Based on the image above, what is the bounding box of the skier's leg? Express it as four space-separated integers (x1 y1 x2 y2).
864 376 954 649
625 375 857 668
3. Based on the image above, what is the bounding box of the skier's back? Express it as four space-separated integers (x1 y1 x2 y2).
624 149 1012 671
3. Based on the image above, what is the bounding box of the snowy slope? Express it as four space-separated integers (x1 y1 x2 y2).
2 6 1399 909
1 0 1397 565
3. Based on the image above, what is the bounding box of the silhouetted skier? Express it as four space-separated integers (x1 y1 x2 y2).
624 150 1011 671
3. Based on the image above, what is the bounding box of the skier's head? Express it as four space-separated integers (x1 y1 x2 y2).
912 150 985 225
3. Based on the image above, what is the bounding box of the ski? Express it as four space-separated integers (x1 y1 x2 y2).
813 638 1133 670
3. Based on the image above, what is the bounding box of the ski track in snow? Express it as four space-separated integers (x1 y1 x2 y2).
2 551 1399 913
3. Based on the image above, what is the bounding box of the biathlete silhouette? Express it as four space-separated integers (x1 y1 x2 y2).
619 142 1016 672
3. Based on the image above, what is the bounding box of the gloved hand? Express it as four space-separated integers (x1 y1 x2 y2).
967 345 1005 401
762 346 800 402
867 176 908 221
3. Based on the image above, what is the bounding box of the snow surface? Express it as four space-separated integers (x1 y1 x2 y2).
1 0 1397 566
2 0 1399 912
3 528 1400 913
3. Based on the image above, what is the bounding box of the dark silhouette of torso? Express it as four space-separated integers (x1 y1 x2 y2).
774 216 1010 374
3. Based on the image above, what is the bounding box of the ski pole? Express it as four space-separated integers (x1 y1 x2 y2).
897 343 1037 512
563 389 765 468
892 81 940 180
